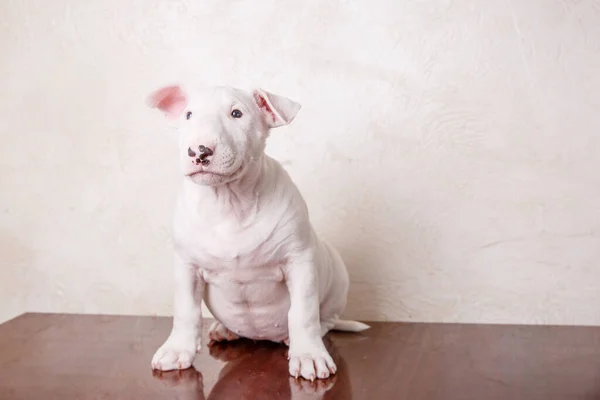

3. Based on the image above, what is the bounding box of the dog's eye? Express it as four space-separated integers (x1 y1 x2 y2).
231 109 243 118
186 111 192 120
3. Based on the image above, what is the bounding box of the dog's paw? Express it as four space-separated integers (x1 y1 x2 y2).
208 321 239 342
151 337 199 371
288 345 337 381
289 374 337 397
152 367 204 388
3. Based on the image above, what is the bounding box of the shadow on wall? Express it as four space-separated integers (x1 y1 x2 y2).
0 234 32 321
315 142 436 322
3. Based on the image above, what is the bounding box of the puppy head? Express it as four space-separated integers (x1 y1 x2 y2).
147 85 301 186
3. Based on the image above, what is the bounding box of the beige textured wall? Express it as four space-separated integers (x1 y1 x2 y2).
1 0 599 325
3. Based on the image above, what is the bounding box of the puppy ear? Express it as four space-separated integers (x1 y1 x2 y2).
252 89 301 128
146 85 187 120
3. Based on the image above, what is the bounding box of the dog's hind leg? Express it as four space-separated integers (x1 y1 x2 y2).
208 320 240 343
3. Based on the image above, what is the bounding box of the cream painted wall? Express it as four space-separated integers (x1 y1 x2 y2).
1 0 599 325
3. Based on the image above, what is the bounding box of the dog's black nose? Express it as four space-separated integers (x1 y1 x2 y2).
198 145 213 158
189 145 214 166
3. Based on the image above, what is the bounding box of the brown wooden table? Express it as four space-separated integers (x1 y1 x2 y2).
1 313 600 399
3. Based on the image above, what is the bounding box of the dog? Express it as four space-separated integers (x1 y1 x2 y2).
146 84 369 380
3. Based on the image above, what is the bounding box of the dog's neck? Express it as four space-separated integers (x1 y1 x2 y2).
182 155 270 222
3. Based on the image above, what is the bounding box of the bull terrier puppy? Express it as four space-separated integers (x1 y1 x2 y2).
147 84 369 380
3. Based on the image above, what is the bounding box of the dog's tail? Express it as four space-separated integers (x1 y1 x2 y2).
332 319 370 332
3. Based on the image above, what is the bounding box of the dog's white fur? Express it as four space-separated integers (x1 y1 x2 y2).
147 84 369 381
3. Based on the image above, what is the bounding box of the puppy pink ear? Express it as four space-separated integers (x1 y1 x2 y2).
252 89 301 128
146 85 187 120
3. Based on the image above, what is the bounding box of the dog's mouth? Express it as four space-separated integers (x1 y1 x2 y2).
187 170 223 177
186 164 245 181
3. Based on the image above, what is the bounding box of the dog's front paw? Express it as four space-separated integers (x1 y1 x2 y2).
288 343 337 381
289 374 337 397
151 337 199 371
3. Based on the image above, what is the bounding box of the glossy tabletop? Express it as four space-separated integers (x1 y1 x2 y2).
2 313 600 399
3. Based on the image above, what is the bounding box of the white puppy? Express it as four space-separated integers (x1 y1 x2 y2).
147 84 369 381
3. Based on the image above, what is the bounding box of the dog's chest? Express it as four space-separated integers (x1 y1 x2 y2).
175 211 287 284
